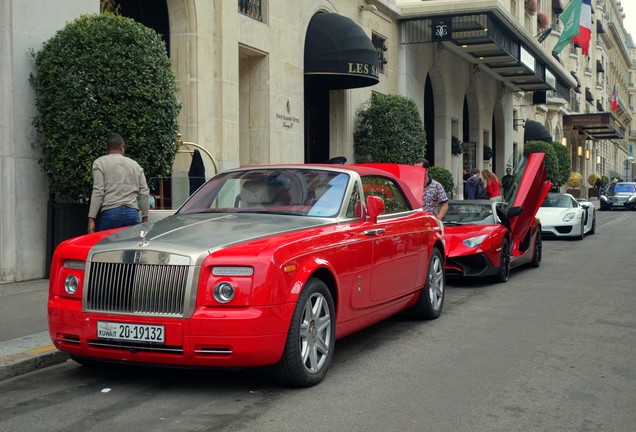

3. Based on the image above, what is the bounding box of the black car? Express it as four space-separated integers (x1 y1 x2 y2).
599 182 636 210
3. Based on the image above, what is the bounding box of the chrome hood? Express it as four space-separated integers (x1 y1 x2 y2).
89 213 333 262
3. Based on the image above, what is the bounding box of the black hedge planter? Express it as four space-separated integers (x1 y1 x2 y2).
45 200 89 277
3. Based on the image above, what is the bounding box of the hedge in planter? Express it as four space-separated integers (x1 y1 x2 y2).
31 13 181 203
523 141 559 186
551 141 571 188
354 93 426 164
429 166 454 198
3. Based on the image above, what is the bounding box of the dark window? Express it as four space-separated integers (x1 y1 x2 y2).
372 33 387 75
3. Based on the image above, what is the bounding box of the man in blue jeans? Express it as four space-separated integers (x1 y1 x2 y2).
87 133 149 233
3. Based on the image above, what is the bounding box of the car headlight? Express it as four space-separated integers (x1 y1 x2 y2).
462 234 488 248
600 195 608 202
213 282 235 303
562 212 576 222
629 195 636 202
64 275 79 295
212 266 254 276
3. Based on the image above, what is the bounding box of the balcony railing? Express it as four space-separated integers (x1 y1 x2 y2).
238 0 263 22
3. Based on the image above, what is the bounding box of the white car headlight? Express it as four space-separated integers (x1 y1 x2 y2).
462 234 488 248
629 195 636 202
562 212 576 222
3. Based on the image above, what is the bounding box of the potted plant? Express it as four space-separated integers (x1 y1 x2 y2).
524 0 538 16
354 93 426 164
483 145 493 161
588 173 601 197
451 136 463 156
566 171 583 197
430 166 455 199
31 13 181 274
537 12 549 30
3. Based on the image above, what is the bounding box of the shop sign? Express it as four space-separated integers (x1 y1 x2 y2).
432 18 452 42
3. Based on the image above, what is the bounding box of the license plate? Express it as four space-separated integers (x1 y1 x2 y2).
97 321 165 343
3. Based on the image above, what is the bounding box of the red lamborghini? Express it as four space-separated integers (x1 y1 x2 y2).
444 153 552 282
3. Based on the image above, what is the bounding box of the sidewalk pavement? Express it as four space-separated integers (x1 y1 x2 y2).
0 279 68 382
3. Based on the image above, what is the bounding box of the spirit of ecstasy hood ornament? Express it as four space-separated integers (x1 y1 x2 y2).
139 229 149 247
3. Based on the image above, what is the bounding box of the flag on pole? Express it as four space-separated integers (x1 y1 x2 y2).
610 84 618 113
571 0 592 55
552 0 583 54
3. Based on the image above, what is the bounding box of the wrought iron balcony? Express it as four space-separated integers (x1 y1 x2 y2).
239 0 263 22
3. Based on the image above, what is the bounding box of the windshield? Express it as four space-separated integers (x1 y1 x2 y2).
445 202 496 225
609 183 636 193
177 168 350 217
541 194 574 208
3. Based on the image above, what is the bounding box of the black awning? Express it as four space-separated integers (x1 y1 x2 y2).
524 119 553 143
564 113 625 140
304 13 379 90
400 13 575 95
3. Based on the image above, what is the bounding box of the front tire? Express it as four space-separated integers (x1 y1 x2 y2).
576 219 585 240
530 229 542 268
272 278 335 387
495 238 511 283
406 247 445 320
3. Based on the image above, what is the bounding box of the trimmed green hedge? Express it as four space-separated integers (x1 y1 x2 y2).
429 166 454 197
523 141 559 186
31 13 181 202
354 93 426 164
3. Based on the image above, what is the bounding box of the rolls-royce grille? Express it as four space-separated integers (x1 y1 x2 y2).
87 262 189 316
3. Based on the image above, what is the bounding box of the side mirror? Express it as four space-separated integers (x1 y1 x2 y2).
506 206 523 219
366 195 385 223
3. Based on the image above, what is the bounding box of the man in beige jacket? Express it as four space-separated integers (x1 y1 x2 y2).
87 133 149 233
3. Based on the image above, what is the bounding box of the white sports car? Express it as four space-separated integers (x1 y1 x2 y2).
536 193 596 240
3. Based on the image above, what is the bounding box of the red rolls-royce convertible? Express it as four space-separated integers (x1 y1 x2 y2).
48 164 445 387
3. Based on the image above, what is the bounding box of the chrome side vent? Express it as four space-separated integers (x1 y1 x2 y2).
86 262 189 316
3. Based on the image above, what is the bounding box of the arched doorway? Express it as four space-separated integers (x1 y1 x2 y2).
303 13 379 163
424 75 435 164
107 0 170 55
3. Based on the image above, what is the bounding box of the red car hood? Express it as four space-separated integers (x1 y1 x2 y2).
444 225 500 257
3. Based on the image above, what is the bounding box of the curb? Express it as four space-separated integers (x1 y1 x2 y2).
0 332 69 382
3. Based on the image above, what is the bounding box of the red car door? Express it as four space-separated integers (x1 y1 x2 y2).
508 152 552 247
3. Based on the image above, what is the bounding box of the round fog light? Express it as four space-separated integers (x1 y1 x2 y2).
213 282 235 303
64 275 79 295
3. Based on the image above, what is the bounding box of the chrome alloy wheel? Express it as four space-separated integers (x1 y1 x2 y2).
427 253 444 311
299 292 332 373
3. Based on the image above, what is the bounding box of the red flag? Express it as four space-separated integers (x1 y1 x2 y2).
610 84 618 113
572 0 592 55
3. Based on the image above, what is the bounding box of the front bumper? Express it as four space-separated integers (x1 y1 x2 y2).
445 252 498 278
600 198 636 210
540 224 577 238
48 296 294 368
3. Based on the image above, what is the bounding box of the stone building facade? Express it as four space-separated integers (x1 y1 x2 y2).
1 0 634 282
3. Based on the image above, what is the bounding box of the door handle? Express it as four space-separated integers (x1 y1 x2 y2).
364 228 386 236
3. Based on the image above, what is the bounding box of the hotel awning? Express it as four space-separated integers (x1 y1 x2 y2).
563 112 625 140
399 10 575 99
524 119 553 143
304 13 379 90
